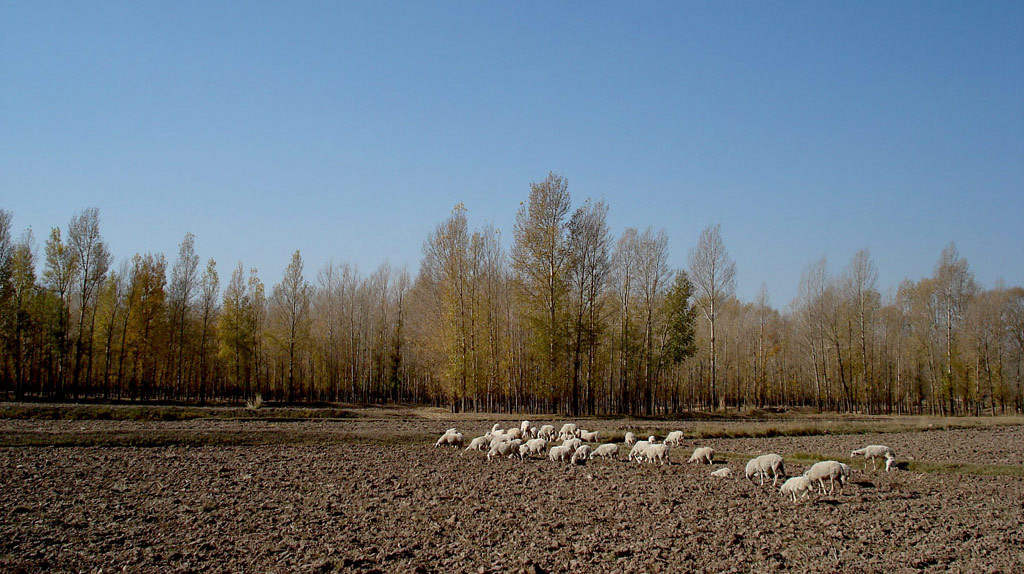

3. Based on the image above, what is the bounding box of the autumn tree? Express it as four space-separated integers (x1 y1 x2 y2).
566 199 611 414
512 173 572 411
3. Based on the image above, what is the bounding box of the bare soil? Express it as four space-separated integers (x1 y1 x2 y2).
2 417 1022 573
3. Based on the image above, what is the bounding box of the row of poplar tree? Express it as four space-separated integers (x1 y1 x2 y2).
1 175 1022 415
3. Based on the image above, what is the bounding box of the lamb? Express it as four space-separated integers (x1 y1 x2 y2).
850 445 895 471
465 436 490 452
779 475 814 503
579 430 600 442
590 443 619 460
710 467 732 478
548 444 573 464
664 431 685 447
558 423 580 441
745 454 786 486
640 443 671 465
571 445 592 465
434 431 463 448
885 456 896 472
803 460 847 495
487 438 521 462
624 432 637 447
537 425 556 441
688 446 715 465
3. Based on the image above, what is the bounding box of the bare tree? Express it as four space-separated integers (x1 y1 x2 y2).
688 224 736 410
168 233 200 397
68 208 111 395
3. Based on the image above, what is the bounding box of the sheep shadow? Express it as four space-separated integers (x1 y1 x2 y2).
851 480 875 488
813 498 843 507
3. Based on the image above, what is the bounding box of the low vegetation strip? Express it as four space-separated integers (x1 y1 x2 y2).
716 450 1024 478
0 403 359 422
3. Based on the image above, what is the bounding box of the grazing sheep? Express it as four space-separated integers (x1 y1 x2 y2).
489 433 511 449
624 432 637 447
434 431 463 448
579 430 600 442
558 423 580 441
628 440 651 463
521 438 548 458
804 460 847 495
664 431 685 447
548 445 573 464
571 445 592 465
529 426 538 440
745 454 786 486
590 443 620 460
710 467 732 478
487 439 521 462
490 423 502 435
538 425 556 441
562 438 583 452
505 427 524 441
779 476 814 503
688 447 715 465
851 445 895 471
465 436 490 452
640 443 671 465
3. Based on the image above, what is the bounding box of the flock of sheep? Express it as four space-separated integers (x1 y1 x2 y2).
434 421 898 504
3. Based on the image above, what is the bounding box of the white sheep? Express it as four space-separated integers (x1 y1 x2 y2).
562 437 583 452
434 431 463 448
884 455 896 472
640 443 671 465
710 467 732 478
803 460 847 495
487 438 521 462
664 430 685 447
590 443 619 460
850 445 895 471
745 454 786 486
538 425 556 441
558 423 580 441
628 440 651 463
529 426 538 440
465 436 490 452
520 420 530 437
521 438 548 458
548 444 573 464
688 446 714 465
624 432 637 447
571 445 592 465
779 475 814 503
490 423 502 435
579 430 600 443
489 433 511 449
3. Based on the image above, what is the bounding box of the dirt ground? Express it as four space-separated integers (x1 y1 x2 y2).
2 417 1022 573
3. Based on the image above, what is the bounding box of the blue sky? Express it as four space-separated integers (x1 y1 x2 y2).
2 1 1022 304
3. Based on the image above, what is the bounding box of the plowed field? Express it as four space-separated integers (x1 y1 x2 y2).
2 416 1022 573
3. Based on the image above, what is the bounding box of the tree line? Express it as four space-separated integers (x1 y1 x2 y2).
1 177 1022 415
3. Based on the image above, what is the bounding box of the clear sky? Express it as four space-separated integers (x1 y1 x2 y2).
2 1 1022 305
